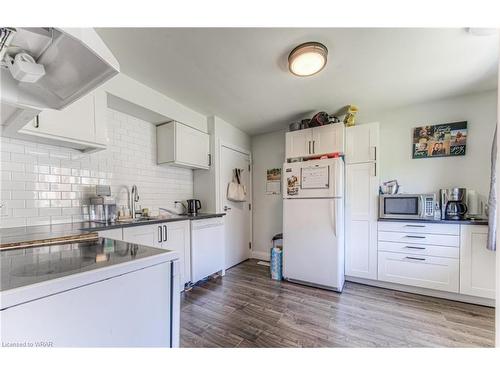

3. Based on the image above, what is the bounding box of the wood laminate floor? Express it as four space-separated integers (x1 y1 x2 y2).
180 260 495 348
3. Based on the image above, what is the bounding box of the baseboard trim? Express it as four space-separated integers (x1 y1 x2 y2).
251 251 270 261
345 276 495 307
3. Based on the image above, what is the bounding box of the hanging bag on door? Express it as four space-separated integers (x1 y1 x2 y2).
227 168 247 202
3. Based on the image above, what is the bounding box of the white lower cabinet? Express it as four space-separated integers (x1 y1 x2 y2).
460 225 496 299
122 220 191 290
378 251 459 293
376 220 495 303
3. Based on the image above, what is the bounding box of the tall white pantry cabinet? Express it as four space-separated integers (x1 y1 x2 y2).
344 122 380 280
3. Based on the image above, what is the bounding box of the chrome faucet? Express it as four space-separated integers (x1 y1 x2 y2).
131 185 140 219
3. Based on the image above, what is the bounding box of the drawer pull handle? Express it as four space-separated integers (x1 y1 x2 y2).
404 224 425 228
405 235 426 239
405 256 426 261
405 246 426 250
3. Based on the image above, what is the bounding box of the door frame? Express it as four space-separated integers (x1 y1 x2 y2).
217 139 253 264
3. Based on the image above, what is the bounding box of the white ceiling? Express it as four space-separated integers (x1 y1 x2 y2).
96 28 498 135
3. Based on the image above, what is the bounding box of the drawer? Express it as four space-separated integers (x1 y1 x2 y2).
378 231 459 247
378 241 459 259
378 221 459 235
378 251 459 293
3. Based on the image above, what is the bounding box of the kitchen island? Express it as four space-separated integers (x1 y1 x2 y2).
0 238 180 347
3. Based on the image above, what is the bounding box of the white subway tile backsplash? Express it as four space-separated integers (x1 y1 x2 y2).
12 208 38 217
39 174 61 183
1 108 193 228
11 191 37 200
39 207 62 216
39 192 61 200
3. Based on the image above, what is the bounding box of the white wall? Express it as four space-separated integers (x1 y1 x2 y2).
360 89 497 199
251 130 286 260
0 109 193 228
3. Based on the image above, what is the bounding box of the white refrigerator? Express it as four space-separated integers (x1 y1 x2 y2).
282 158 345 291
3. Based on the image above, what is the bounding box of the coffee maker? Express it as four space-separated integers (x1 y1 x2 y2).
440 188 468 220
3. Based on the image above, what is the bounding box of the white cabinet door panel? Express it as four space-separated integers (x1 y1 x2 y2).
285 129 311 159
345 122 379 164
460 225 496 299
345 163 378 280
378 251 459 293
312 123 344 155
176 123 209 168
161 220 191 288
157 121 209 169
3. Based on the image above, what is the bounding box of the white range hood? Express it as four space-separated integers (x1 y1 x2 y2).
0 27 119 131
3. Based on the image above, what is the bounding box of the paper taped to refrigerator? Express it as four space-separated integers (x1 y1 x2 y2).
301 166 329 189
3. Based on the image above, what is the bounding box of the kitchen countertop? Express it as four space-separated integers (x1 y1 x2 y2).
0 238 175 292
80 212 226 231
378 218 488 225
0 213 225 250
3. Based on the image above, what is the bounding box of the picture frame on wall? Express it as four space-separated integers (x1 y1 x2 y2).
412 121 467 159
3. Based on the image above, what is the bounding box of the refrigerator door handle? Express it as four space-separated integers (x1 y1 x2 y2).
331 199 336 237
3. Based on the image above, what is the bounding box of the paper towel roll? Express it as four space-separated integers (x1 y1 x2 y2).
467 190 480 216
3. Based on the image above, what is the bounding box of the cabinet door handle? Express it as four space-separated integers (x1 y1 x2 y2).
373 162 377 177
158 226 163 243
33 115 40 128
163 225 167 242
372 146 377 161
405 235 426 239
312 140 316 154
405 224 426 228
405 256 426 261
308 141 311 154
208 153 211 166
405 246 426 250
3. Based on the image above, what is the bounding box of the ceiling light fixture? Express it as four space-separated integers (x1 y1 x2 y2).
288 42 328 77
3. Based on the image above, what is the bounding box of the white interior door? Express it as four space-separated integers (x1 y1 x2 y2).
220 145 251 269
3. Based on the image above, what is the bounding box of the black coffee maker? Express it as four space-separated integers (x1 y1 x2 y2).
440 188 468 220
186 199 201 215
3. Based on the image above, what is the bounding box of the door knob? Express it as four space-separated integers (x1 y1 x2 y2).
224 206 232 212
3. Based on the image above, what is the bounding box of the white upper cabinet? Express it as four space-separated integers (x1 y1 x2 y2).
18 90 108 152
157 121 210 170
312 123 344 156
460 225 496 299
345 122 379 164
285 123 344 159
285 128 312 158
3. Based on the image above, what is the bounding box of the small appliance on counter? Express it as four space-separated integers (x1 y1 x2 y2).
379 193 436 220
89 185 117 223
440 188 468 220
186 199 202 215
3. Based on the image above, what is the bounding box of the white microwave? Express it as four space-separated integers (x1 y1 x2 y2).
379 194 436 220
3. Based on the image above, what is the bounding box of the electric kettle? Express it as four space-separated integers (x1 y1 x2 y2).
186 199 202 215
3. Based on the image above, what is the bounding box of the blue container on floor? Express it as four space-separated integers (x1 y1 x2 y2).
270 247 283 281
